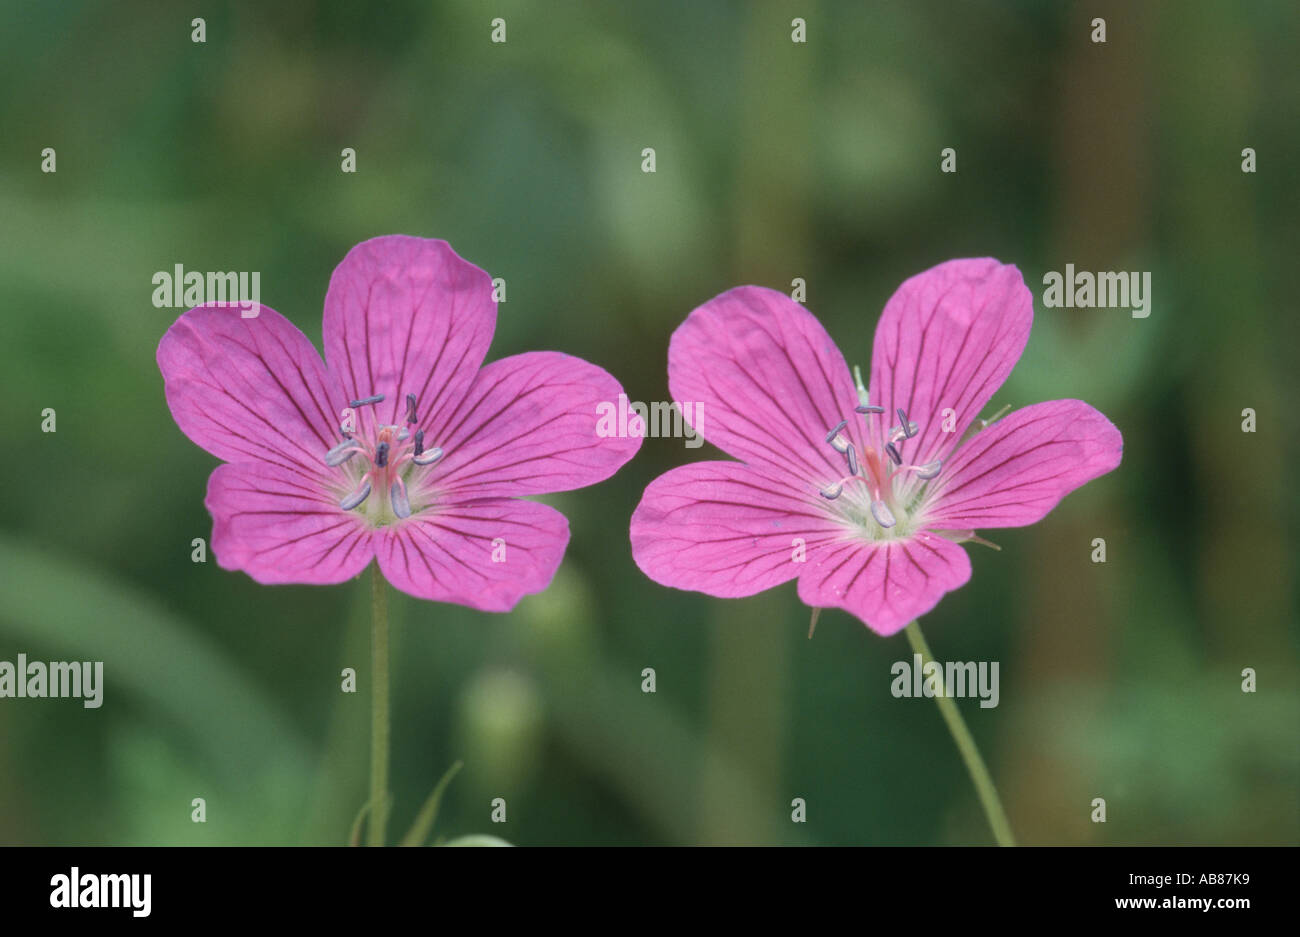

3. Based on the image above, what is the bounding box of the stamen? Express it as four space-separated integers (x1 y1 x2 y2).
819 482 844 500
413 446 443 466
828 435 850 455
340 478 372 511
824 420 849 444
390 479 411 519
912 459 942 480
405 393 418 424
349 394 385 408
845 444 859 476
885 442 902 465
854 404 885 414
413 430 425 456
376 442 389 467
895 409 915 437
324 438 359 466
889 421 920 444
396 428 410 441
870 500 896 528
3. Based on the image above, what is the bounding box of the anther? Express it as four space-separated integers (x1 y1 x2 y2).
413 446 443 466
913 459 942 480
845 444 859 477
390 479 411 519
396 428 410 441
885 443 902 466
854 405 885 414
819 482 844 500
890 423 920 444
376 442 389 468
825 420 849 443
405 393 418 424
413 430 425 456
896 409 918 438
349 394 385 408
340 478 372 511
324 438 358 467
870 500 896 529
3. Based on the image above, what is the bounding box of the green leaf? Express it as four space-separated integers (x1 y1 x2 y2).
398 760 464 847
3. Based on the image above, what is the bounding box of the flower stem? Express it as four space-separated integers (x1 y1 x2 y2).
904 620 1016 846
367 562 390 847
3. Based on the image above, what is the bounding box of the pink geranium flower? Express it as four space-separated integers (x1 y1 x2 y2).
159 235 639 611
630 258 1122 635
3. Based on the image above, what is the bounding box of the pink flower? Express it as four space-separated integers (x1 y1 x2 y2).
159 235 640 611
630 258 1122 635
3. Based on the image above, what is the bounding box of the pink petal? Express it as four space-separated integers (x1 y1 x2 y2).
425 351 642 499
206 461 374 585
668 286 865 488
797 532 972 636
867 259 1033 483
374 498 569 612
921 399 1122 530
322 235 496 433
630 461 846 598
158 303 347 479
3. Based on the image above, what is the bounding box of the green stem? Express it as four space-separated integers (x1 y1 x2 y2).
367 562 390 847
905 620 1016 846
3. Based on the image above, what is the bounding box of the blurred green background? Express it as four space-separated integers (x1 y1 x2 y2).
1 0 1296 846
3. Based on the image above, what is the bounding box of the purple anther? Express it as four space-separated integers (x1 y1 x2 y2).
324 438 358 467
390 480 412 519
340 478 372 511
412 446 443 467
914 460 942 480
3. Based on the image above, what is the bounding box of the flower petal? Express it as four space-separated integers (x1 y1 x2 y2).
158 303 347 478
630 461 845 598
668 286 865 488
921 399 1122 530
867 259 1033 485
374 498 569 612
322 235 496 432
797 532 972 636
424 351 642 499
206 461 374 585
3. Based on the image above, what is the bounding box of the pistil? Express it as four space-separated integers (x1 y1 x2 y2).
323 391 446 520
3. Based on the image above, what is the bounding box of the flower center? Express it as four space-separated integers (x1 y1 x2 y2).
816 404 941 540
323 392 444 525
